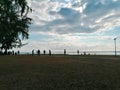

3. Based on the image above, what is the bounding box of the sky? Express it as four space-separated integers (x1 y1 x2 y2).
17 0 120 52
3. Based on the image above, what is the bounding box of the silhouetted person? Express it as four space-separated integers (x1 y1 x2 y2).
15 52 17 55
77 50 79 55
37 49 40 55
43 50 46 55
0 51 2 55
18 50 20 55
49 50 51 56
12 50 14 55
4 50 7 55
32 49 34 55
64 49 66 55
8 51 11 55
84 52 86 55
0 49 2 55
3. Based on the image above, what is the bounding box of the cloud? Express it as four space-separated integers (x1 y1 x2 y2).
18 0 120 52
28 0 120 35
17 33 120 52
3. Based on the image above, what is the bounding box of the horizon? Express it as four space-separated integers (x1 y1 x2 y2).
10 50 120 55
15 0 120 52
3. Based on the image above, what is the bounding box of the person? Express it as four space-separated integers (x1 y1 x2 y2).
15 52 17 55
0 49 2 55
18 50 20 55
43 50 46 55
37 49 40 55
49 50 51 56
77 50 79 55
12 50 14 55
32 49 34 55
84 51 86 55
64 49 66 55
0 51 2 55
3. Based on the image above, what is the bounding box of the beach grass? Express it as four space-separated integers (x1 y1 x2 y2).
0 55 120 90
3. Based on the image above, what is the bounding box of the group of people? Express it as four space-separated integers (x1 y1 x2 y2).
32 49 67 56
0 48 89 55
0 50 20 55
31 49 86 56
32 49 51 56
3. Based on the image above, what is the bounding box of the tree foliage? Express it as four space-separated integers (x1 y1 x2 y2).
0 0 32 53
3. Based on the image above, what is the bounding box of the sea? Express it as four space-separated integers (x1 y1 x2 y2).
20 50 120 55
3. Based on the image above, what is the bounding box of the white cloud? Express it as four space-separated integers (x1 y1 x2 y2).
28 0 120 35
17 0 120 53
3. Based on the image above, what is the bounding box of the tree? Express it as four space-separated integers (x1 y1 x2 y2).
0 0 32 54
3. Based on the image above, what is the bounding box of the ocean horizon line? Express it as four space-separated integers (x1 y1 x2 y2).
19 50 120 55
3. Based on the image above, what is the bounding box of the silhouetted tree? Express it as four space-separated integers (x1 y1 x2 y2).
0 0 32 54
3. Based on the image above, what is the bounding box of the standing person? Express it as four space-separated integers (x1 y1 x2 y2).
84 51 86 55
12 50 14 55
32 49 34 55
0 49 2 55
64 49 66 55
18 50 20 55
38 49 40 55
0 49 1 54
49 50 51 56
43 50 46 55
77 50 79 55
